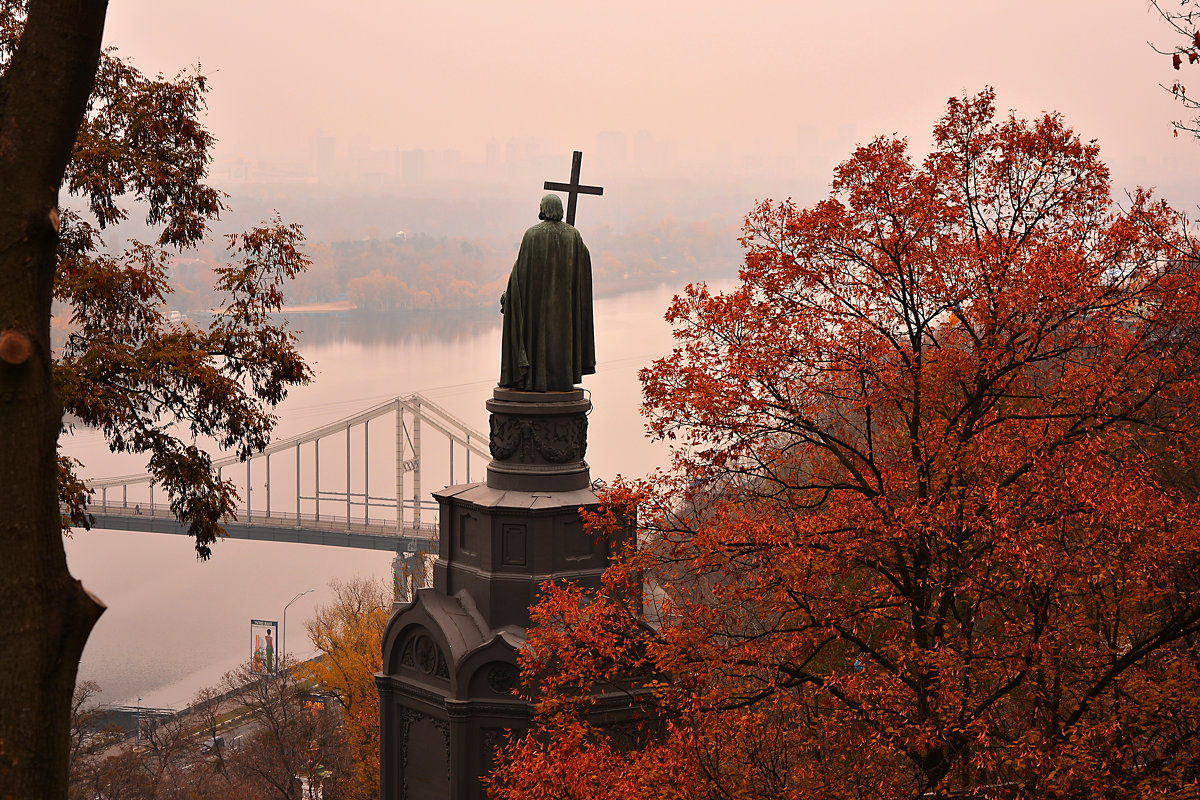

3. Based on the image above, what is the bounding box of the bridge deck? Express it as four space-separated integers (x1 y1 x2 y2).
86 503 440 553
80 392 480 555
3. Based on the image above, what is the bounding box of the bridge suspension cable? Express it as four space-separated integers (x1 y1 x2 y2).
83 393 490 552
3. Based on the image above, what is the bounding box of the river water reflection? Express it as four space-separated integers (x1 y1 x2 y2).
64 283 692 708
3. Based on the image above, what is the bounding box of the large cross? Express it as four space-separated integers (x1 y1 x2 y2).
544 150 604 226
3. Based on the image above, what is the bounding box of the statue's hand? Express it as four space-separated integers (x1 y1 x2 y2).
499 292 506 313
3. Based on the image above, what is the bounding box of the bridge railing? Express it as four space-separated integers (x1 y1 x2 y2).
85 500 441 537
83 392 489 540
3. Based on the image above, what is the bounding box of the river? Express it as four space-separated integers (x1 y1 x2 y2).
63 283 690 709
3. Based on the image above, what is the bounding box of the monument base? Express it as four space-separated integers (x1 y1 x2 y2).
377 388 637 799
377 586 530 800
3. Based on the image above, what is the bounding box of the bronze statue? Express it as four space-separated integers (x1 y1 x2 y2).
499 194 596 392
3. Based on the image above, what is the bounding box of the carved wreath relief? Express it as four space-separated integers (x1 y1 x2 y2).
486 662 520 695
489 414 587 463
399 629 450 680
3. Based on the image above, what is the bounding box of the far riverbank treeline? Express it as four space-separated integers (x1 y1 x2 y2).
143 214 742 316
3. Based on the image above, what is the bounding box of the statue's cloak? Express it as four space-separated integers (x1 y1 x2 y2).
499 219 596 392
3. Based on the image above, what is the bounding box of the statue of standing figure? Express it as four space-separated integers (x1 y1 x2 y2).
499 194 596 392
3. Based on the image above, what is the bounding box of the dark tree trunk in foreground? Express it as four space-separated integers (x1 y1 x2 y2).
0 2 109 798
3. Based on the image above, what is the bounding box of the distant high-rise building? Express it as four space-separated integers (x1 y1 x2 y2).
348 137 394 184
486 138 502 178
505 136 552 169
632 129 656 169
311 131 337 181
401 149 427 183
442 149 462 179
595 131 627 173
632 130 677 174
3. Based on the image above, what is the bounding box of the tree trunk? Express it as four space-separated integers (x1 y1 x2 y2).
0 2 109 798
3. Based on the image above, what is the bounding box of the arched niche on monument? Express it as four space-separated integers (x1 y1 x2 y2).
381 589 499 696
387 623 451 687
460 632 526 702
467 660 522 700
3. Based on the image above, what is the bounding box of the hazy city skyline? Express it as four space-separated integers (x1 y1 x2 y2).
100 1 1200 209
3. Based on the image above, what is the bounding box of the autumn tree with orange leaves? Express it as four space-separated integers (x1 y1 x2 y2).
489 89 1200 800
298 576 392 800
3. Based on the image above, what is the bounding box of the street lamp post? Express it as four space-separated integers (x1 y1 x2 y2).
280 589 315 673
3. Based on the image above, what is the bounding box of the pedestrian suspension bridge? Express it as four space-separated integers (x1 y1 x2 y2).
84 394 490 555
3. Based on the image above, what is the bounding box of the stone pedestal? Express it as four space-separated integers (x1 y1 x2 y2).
484 388 591 492
378 388 632 800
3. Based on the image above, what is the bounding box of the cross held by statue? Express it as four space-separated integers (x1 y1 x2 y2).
544 150 604 226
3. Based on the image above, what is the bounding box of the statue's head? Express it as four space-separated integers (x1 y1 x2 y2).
538 193 564 222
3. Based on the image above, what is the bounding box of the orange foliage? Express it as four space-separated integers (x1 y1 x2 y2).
297 577 391 800
490 91 1200 799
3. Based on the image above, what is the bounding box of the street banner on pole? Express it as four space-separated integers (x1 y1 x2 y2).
250 619 278 674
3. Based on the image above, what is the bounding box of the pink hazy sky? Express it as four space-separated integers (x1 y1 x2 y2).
103 1 1200 201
